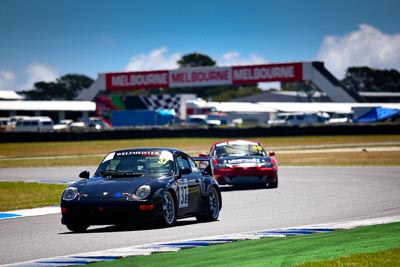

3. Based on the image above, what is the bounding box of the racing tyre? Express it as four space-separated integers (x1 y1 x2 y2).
197 186 220 222
161 191 176 227
266 176 278 189
66 224 89 233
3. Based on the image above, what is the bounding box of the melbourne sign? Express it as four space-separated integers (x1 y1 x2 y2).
105 63 303 91
232 63 303 84
105 70 169 90
169 67 232 88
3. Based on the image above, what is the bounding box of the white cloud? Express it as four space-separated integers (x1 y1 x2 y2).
0 71 16 90
218 51 265 66
125 47 280 89
125 47 181 71
20 63 59 91
1 63 59 91
218 51 279 89
317 24 400 79
125 47 268 70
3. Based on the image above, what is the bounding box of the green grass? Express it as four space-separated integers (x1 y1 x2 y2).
0 182 66 211
296 247 400 267
88 222 400 267
1 135 400 167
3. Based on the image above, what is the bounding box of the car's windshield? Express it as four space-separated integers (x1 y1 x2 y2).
95 150 174 177
214 142 266 157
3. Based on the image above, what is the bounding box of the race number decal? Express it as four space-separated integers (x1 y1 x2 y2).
178 179 189 208
253 145 262 151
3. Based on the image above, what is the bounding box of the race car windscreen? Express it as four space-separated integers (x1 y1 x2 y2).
95 150 174 176
214 142 266 157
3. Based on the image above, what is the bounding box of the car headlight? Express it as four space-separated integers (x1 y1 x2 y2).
135 185 151 200
261 162 275 168
214 164 230 169
214 160 230 169
62 187 78 201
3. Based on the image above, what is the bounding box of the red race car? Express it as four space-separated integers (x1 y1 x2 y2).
200 140 278 188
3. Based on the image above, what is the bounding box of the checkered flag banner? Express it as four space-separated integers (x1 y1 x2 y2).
140 94 181 115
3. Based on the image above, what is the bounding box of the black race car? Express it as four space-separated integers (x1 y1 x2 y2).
61 148 222 232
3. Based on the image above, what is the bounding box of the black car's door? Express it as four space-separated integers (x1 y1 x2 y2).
176 154 202 216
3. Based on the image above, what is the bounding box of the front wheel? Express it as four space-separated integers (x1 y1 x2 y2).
197 186 220 222
161 191 176 227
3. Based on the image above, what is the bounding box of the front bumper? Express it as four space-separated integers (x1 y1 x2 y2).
61 198 163 226
213 168 277 185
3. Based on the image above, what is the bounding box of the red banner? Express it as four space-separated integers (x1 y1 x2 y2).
169 67 231 87
106 70 169 90
104 63 304 91
232 63 303 84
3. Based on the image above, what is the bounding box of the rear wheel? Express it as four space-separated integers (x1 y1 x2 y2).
197 186 220 222
161 191 176 227
66 223 89 233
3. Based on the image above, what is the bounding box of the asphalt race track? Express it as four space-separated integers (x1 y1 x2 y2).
1 166 400 265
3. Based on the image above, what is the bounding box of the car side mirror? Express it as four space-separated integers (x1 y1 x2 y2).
198 153 208 157
79 170 90 179
269 151 275 157
203 165 213 176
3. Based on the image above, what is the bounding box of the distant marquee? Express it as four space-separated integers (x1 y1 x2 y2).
105 62 303 91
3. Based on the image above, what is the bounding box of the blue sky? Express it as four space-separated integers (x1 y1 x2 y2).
1 0 399 91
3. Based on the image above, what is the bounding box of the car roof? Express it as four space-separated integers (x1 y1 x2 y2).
112 147 186 154
211 140 262 147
